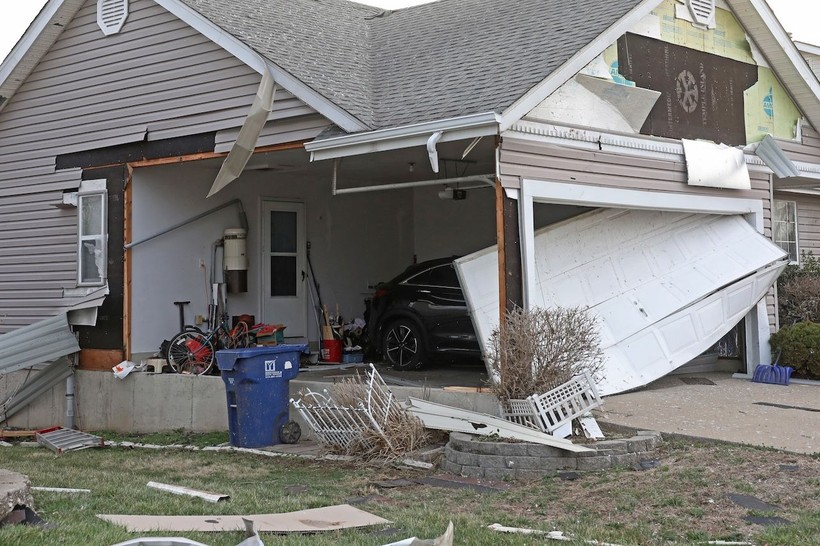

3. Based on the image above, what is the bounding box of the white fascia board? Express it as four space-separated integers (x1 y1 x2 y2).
507 120 686 161
0 0 79 105
508 120 820 179
725 0 820 127
498 0 664 132
305 112 500 161
153 0 368 133
796 41 820 57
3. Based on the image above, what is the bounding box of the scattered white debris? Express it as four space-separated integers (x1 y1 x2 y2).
382 520 454 546
32 487 91 494
488 524 626 545
147 482 229 503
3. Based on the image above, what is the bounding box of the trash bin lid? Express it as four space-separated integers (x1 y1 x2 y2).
216 344 308 371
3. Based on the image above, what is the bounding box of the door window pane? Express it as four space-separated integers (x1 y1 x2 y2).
270 256 296 296
270 211 296 253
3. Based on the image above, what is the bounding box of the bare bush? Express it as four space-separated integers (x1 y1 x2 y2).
778 275 820 324
488 306 605 405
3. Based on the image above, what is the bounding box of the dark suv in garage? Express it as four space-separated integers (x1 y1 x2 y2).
367 257 482 370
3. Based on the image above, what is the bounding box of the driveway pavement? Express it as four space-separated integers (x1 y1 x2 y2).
595 373 820 455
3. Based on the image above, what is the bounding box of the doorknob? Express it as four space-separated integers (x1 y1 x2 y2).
301 270 306 282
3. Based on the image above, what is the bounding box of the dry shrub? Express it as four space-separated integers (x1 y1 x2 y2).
329 374 429 461
778 275 820 324
488 306 605 405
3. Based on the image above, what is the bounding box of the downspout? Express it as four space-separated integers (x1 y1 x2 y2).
65 354 76 429
427 131 443 173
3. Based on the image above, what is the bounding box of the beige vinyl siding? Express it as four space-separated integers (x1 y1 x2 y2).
777 125 820 164
780 192 820 259
0 0 326 332
499 135 777 331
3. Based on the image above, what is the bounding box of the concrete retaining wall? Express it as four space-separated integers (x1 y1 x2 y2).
441 431 663 480
1 369 500 434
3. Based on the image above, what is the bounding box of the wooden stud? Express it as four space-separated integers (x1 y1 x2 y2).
123 164 133 360
77 349 124 371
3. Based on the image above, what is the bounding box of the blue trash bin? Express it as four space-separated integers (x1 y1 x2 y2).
216 344 306 448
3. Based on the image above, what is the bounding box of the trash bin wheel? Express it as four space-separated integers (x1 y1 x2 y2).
279 420 301 444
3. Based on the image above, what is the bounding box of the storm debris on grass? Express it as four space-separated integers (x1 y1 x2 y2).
291 364 430 461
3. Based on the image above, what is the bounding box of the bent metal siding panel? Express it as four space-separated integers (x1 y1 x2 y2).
0 0 324 332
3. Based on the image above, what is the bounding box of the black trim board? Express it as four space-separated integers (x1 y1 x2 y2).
56 133 216 170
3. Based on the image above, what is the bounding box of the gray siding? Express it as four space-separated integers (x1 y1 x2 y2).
780 191 820 259
0 0 325 333
499 136 777 330
779 125 820 164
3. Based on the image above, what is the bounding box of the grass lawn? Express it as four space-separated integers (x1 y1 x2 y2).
1 432 819 545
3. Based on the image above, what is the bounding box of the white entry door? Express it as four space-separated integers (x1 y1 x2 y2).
261 200 307 338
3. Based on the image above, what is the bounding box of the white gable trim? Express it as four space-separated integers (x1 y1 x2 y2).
725 0 820 131
0 0 84 110
498 0 663 132
151 0 368 133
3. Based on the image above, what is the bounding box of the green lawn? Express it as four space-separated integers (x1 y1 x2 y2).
1 433 819 545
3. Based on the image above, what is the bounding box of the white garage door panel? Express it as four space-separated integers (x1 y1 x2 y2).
455 209 788 395
607 260 785 393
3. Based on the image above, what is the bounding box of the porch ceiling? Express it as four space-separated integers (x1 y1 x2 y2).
227 137 497 192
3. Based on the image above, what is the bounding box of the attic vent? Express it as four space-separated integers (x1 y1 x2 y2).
97 0 129 35
687 0 715 27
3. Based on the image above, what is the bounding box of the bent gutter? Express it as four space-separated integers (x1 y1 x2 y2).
305 112 501 161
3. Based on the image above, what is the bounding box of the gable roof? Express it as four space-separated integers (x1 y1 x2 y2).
2 0 819 143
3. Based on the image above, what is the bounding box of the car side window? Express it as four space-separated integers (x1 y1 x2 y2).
407 264 460 288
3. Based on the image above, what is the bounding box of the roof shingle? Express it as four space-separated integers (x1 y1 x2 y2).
180 0 646 131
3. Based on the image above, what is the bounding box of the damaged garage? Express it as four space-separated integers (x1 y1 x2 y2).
1 0 820 430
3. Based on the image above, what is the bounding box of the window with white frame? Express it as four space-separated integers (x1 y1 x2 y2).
78 190 107 285
773 200 798 263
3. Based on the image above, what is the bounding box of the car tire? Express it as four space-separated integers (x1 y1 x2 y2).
382 318 426 371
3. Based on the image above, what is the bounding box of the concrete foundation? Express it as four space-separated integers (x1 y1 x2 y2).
1 369 499 434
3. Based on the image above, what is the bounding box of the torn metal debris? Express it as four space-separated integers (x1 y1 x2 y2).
406 397 593 453
146 482 229 503
35 426 103 454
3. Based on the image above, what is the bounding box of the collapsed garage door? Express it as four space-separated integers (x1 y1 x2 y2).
455 208 788 395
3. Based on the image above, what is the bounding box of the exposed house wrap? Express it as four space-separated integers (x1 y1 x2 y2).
456 209 788 395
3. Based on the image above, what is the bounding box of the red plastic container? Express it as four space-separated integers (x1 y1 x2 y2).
320 339 342 363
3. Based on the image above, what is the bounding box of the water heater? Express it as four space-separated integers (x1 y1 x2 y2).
223 228 248 293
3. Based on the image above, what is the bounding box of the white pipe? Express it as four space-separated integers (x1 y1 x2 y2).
333 174 494 195
427 131 443 173
65 373 75 429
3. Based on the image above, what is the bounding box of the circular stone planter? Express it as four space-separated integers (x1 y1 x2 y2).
441 431 663 481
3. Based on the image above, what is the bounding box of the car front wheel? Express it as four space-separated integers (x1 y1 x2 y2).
382 319 426 371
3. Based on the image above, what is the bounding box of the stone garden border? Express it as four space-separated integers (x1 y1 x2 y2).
441 431 663 481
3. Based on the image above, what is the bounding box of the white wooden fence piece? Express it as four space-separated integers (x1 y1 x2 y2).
501 371 602 434
406 397 593 453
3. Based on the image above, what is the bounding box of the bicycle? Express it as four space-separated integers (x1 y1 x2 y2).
166 313 251 375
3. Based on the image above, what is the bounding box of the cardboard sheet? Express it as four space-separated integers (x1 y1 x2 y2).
97 504 389 533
